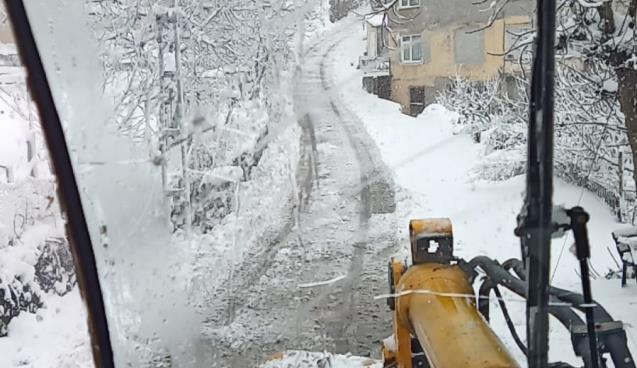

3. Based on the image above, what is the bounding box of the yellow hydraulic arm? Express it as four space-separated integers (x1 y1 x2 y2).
383 219 519 368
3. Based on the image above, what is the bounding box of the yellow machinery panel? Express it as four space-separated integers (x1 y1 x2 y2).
385 262 519 368
383 218 519 368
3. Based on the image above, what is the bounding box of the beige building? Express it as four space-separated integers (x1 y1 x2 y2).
0 26 12 44
382 0 532 115
0 4 13 44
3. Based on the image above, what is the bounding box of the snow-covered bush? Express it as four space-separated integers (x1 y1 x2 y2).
0 276 43 337
0 178 76 337
0 230 77 337
437 75 527 180
437 60 635 221
34 237 76 296
436 75 499 136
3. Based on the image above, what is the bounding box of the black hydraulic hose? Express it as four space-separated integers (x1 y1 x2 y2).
502 258 635 368
478 278 493 320
503 258 526 281
505 258 614 322
493 285 528 357
549 286 613 322
2 2 114 367
477 274 528 356
467 257 586 330
470 256 637 368
467 256 593 367
504 258 614 322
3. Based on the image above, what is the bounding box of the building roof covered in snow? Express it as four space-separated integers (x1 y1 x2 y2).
365 14 384 28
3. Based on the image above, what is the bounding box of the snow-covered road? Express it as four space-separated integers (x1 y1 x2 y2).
203 19 398 367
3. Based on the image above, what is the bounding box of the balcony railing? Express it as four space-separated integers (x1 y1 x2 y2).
358 54 390 75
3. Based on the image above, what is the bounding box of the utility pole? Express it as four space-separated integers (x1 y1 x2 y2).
173 0 192 232
157 3 191 232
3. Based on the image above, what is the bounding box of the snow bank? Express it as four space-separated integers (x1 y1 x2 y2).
188 77 301 317
261 351 381 368
0 111 27 180
0 41 83 365
0 290 91 368
0 84 49 184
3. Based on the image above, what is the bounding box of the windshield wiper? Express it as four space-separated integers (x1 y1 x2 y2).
3 1 115 367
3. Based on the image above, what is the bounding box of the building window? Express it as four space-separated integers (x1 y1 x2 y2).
454 29 485 65
399 0 420 9
409 86 426 116
401 35 422 63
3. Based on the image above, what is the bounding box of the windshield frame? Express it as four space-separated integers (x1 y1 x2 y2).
3 1 113 366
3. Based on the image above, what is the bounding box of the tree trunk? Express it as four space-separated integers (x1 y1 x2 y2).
616 67 637 189
597 1 616 35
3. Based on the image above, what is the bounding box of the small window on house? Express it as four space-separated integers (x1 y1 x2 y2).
409 86 425 116
401 35 423 63
399 0 420 9
454 29 485 65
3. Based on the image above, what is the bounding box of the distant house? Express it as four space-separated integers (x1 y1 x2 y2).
360 14 391 99
0 20 21 82
364 14 386 60
380 0 533 116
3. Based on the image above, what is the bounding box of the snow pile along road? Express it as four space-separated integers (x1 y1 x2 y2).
261 351 381 368
0 291 91 368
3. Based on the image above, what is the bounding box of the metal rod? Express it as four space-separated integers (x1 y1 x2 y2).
525 0 557 366
580 258 600 368
2 2 114 367
569 207 600 368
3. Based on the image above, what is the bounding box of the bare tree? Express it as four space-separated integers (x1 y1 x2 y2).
87 0 326 232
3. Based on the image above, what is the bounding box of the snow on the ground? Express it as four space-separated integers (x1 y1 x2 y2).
0 94 48 183
0 290 92 368
0 74 90 367
0 109 27 178
329 20 637 366
189 114 301 310
261 351 381 368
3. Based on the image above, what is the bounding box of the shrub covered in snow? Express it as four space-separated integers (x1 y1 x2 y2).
437 76 527 180
437 62 634 221
34 238 76 296
0 233 77 337
0 276 43 337
0 180 76 337
436 75 500 136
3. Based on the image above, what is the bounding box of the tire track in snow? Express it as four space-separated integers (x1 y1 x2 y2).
206 103 322 329
202 19 397 366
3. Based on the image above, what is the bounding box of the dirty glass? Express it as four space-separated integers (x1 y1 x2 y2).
2 0 637 367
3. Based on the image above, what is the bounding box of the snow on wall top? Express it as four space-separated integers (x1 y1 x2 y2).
0 43 16 56
365 14 384 28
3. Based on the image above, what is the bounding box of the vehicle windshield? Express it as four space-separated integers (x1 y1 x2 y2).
1 0 637 367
